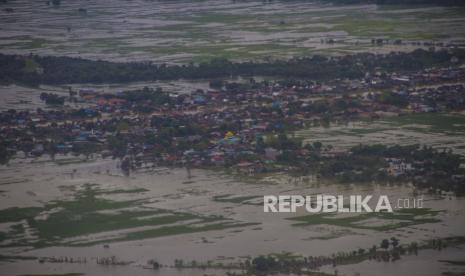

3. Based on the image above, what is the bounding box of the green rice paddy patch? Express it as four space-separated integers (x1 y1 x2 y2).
76 221 260 246
3 3 465 63
347 127 391 135
24 38 49 49
0 231 7 242
81 38 131 50
0 178 29 185
189 12 255 25
0 254 37 262
296 113 465 157
0 206 43 223
6 36 51 50
54 158 91 166
0 184 256 248
332 18 399 36
23 58 43 74
288 208 441 231
94 187 149 195
384 113 465 134
438 260 465 266
213 194 262 205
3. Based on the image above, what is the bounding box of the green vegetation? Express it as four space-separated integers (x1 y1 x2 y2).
439 260 465 266
296 113 465 160
324 0 465 5
2 0 465 65
1 48 463 85
288 208 441 231
0 255 37 261
0 184 256 248
23 58 43 74
385 113 465 134
275 141 465 194
333 17 400 37
94 188 149 195
213 194 262 205
82 221 259 246
172 236 465 275
0 206 43 223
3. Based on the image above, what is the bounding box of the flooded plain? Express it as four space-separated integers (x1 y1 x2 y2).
1 99 465 273
296 112 465 155
1 0 465 275
1 0 465 63
2 84 465 276
0 80 211 111
1 148 465 275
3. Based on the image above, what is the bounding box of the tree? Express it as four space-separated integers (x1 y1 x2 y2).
381 239 390 250
313 141 322 151
255 136 265 154
209 79 223 89
0 143 12 164
391 237 399 247
252 256 278 272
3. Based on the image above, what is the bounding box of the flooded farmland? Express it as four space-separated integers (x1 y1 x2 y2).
2 110 465 275
1 153 465 275
1 0 465 63
295 112 465 156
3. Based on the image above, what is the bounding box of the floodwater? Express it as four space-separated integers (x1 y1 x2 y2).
1 154 465 275
2 0 465 275
295 113 465 156
320 246 465 276
0 80 211 111
1 0 465 63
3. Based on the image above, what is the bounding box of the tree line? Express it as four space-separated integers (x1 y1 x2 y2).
318 0 465 5
0 48 463 86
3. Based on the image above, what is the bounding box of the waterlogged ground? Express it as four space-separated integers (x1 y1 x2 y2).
296 112 465 156
1 0 465 63
2 95 465 275
0 154 465 275
1 94 465 275
2 1 465 275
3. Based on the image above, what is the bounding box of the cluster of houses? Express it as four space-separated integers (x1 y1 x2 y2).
1 65 464 177
385 158 414 177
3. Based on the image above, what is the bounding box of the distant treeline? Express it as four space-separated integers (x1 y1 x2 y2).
0 48 463 85
318 0 465 5
257 0 465 6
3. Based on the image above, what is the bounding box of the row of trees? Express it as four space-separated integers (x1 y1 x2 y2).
321 0 465 5
39 93 65 105
1 48 463 85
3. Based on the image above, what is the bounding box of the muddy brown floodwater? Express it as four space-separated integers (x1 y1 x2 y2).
0 154 465 275
1 0 465 63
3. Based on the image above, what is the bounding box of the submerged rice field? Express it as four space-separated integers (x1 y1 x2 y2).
1 0 465 63
295 112 465 155
0 140 465 275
